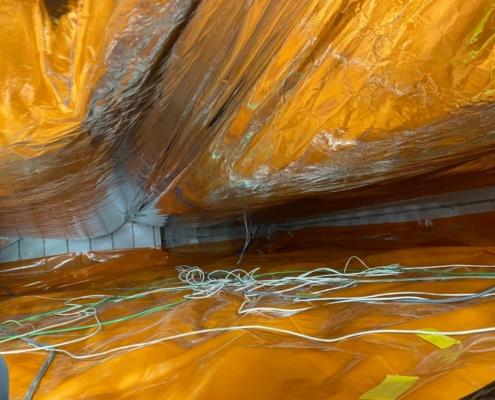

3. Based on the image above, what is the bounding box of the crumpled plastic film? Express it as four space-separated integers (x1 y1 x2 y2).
3 247 495 399
137 0 495 221
0 0 195 237
1 0 495 235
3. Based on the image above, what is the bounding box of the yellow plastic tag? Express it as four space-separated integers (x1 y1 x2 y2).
416 328 460 349
359 375 419 400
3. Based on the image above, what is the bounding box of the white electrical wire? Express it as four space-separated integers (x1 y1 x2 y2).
237 212 251 265
294 291 495 304
4 324 495 359
238 297 314 317
341 256 495 272
406 264 495 270
0 313 95 344
4 257 495 360
0 310 102 354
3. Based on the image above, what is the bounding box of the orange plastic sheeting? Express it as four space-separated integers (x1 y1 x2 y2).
145 0 495 219
3 247 495 399
2 1 495 236
0 0 194 237
0 0 191 152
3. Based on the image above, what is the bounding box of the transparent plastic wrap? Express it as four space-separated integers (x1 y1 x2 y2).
0 0 195 237
3 246 495 399
135 0 495 222
1 0 495 236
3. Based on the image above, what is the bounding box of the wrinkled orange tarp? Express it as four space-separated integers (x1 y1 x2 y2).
3 246 495 399
1 0 495 236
